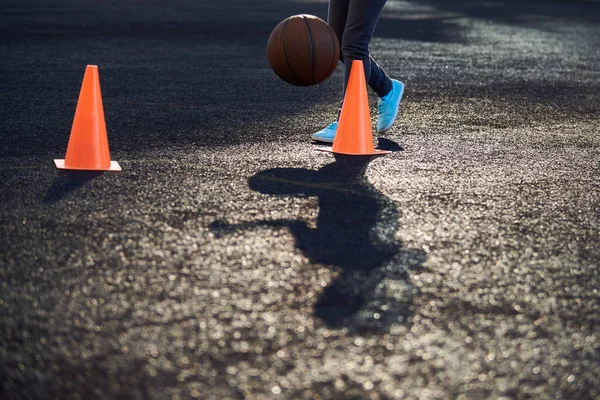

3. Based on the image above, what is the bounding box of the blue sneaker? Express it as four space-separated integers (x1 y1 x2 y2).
311 121 338 143
377 79 405 133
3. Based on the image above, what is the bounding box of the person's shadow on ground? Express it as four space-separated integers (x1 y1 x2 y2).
211 155 426 334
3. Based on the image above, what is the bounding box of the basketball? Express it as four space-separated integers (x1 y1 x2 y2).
267 14 340 87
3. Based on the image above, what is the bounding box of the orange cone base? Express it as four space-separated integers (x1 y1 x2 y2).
316 147 391 156
54 159 122 172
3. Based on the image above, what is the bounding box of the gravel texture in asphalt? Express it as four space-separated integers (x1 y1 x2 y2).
1 0 599 399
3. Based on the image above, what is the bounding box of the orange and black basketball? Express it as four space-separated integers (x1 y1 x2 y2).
267 14 340 87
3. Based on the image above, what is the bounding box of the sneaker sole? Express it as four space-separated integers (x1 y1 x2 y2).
311 135 334 144
378 81 405 134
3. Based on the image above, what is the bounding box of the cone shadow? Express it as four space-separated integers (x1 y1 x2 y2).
377 138 404 152
211 157 426 334
43 171 103 204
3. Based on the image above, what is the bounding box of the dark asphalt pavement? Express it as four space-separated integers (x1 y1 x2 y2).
1 0 599 399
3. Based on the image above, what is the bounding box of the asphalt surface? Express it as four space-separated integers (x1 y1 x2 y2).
1 0 599 399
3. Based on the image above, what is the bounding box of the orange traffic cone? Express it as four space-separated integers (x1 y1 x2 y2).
318 60 390 156
54 65 121 171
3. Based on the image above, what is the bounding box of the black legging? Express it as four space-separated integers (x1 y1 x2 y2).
328 0 393 98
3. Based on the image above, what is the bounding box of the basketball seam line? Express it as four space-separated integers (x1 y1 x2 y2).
282 18 299 84
302 16 316 85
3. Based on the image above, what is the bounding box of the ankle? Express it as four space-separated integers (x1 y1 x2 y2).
378 80 394 99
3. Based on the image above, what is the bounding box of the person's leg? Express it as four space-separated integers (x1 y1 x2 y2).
341 0 392 98
343 0 404 134
327 0 349 50
312 0 401 142
311 0 348 143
